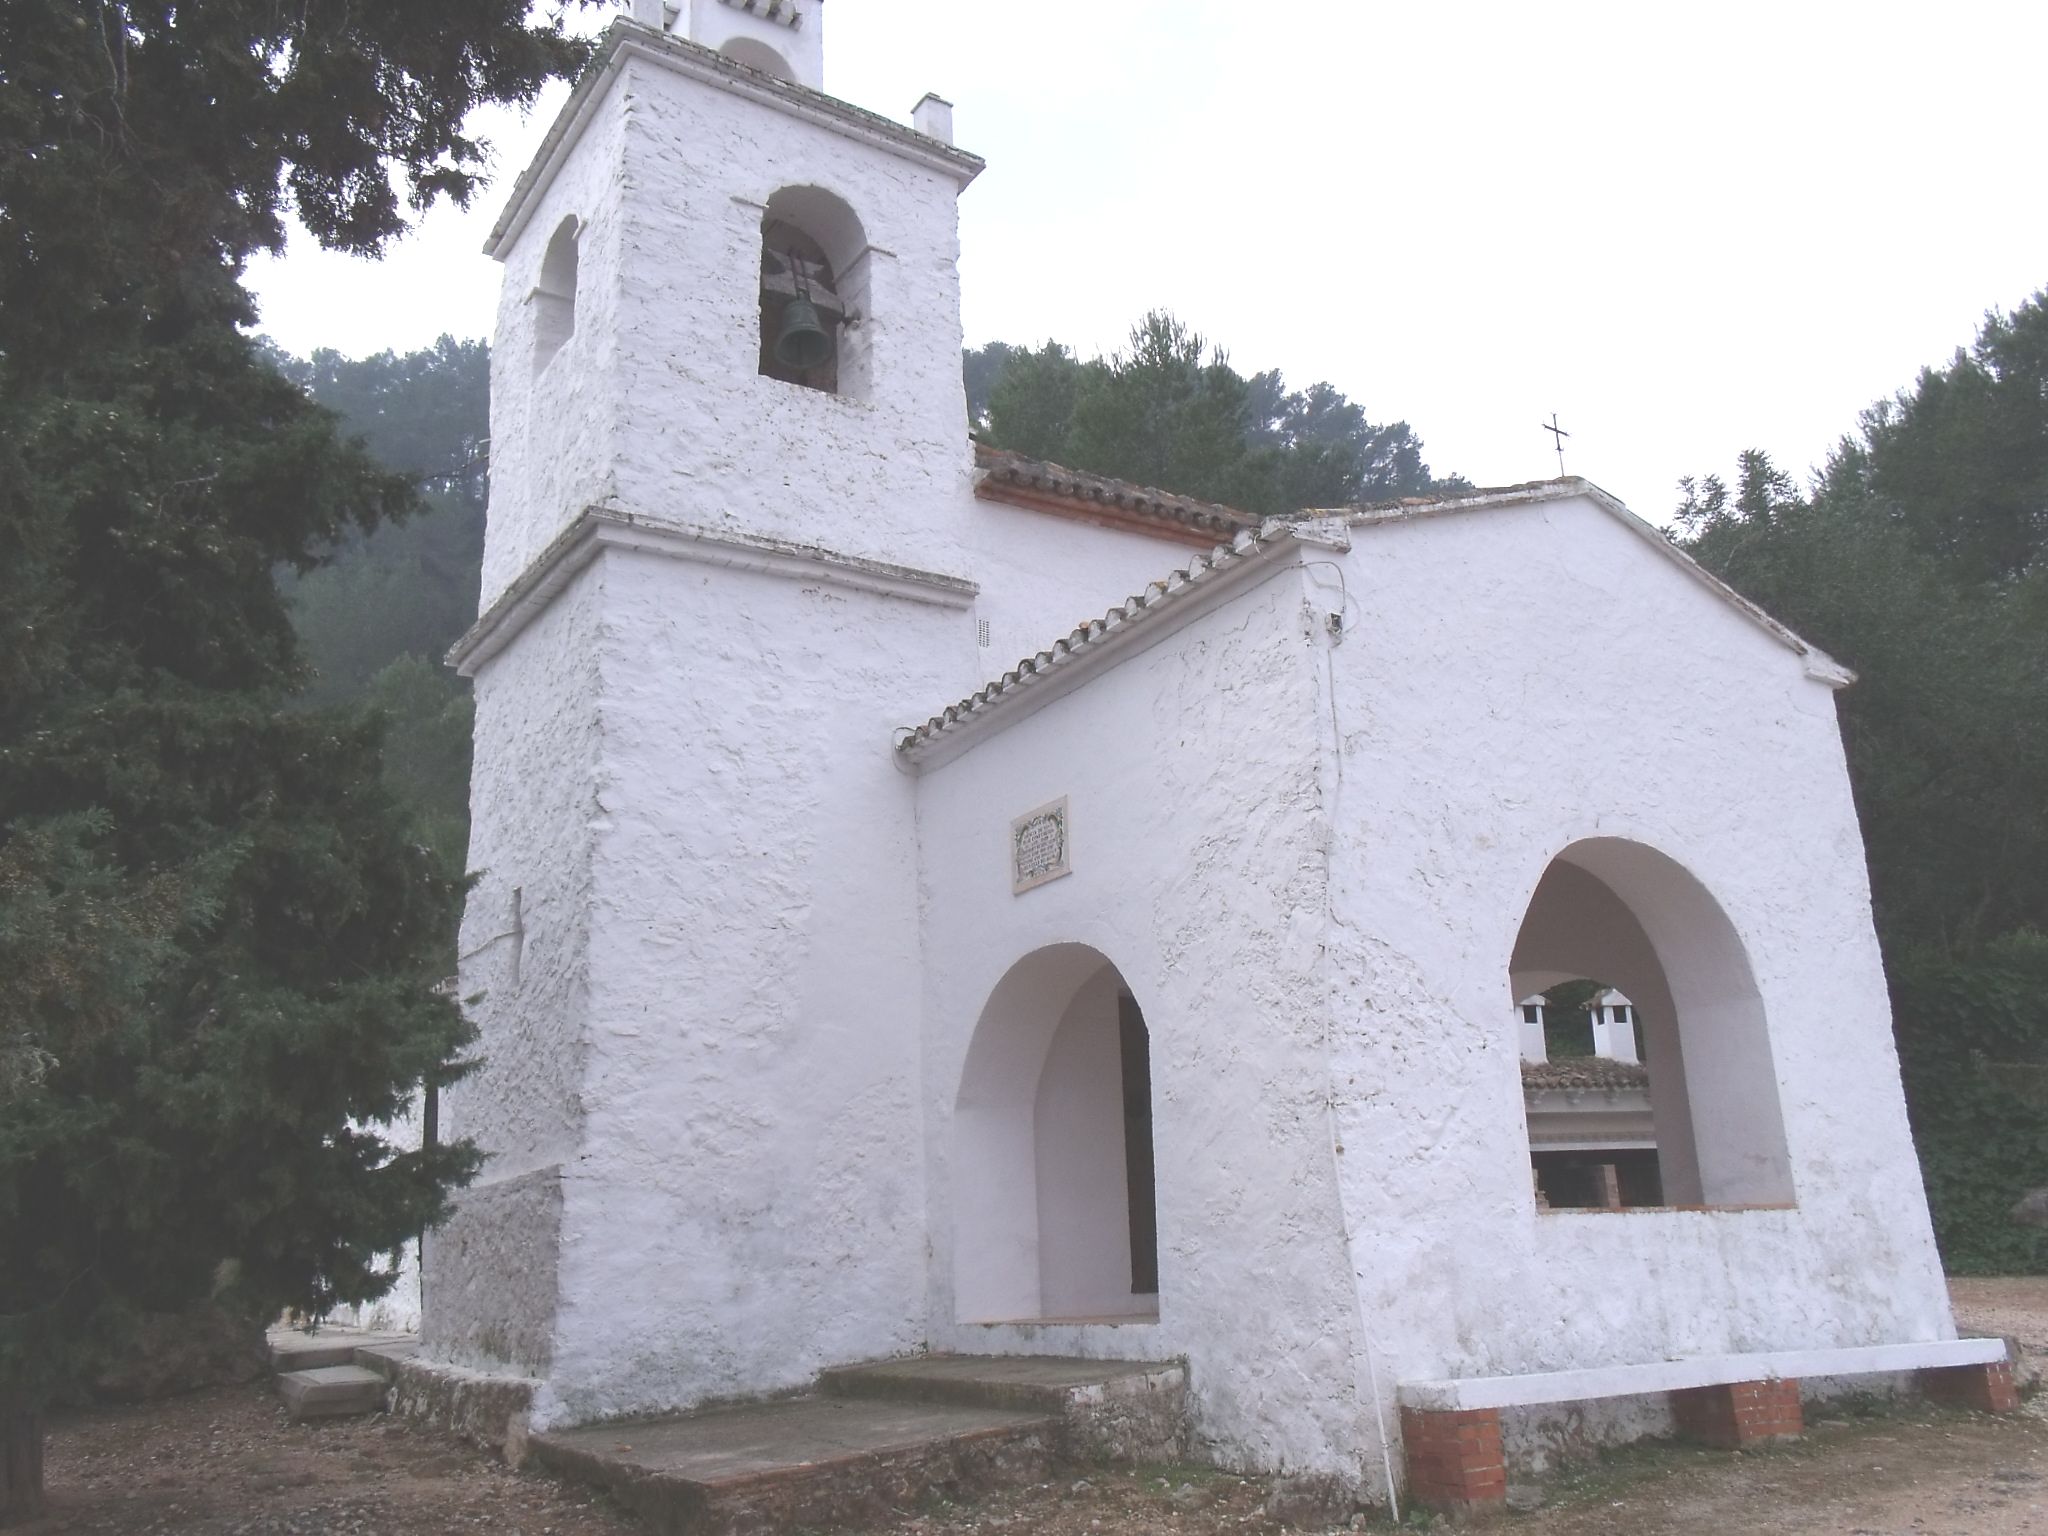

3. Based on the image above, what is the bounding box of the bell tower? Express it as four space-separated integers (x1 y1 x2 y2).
432 8 990 1425
472 1 982 605
626 0 827 91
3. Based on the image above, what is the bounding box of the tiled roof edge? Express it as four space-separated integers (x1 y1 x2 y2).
1521 1058 1652 1093
895 518 1332 773
974 446 1259 546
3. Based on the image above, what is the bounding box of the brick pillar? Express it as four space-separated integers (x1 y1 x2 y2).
1920 1361 2019 1414
1670 1378 1803 1449
1400 1406 1507 1513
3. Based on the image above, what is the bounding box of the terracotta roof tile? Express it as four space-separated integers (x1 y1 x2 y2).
896 520 1297 766
974 446 1257 546
1522 1058 1651 1092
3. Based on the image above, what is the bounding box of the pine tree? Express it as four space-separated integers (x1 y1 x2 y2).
1675 294 2048 1272
0 3 594 1520
973 312 1452 515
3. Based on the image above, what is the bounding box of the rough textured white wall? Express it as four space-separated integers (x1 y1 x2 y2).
1321 495 1952 1401
606 54 979 580
531 545 966 1429
480 93 630 607
481 30 1208 691
918 562 1374 1483
919 493 1950 1496
428 563 611 1372
453 28 1266 1421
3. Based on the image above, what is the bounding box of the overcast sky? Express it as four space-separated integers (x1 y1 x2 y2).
245 0 2048 521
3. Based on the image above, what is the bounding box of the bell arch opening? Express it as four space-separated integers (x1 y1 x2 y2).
720 36 796 81
953 944 1161 1325
1509 838 1794 1211
533 216 580 375
758 186 871 400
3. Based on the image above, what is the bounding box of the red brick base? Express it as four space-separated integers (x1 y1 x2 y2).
1401 1406 1506 1513
1670 1378 1804 1448
1920 1361 2020 1414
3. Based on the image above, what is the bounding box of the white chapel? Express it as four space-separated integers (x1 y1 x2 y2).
418 0 2012 1515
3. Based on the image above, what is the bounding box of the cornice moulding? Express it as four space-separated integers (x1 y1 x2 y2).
449 506 979 676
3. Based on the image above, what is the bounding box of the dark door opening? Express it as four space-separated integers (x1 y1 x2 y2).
1118 993 1160 1295
1532 1149 1664 1210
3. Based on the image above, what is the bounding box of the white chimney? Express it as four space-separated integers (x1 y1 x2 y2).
1591 989 1640 1065
1517 996 1548 1065
912 93 955 144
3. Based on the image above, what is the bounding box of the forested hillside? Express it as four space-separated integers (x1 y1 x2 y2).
275 339 491 877
1676 289 2048 1271
966 312 1462 511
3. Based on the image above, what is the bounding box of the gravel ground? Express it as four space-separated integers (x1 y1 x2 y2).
15 1384 639 1535
15 1277 2048 1534
1952 1276 2048 1367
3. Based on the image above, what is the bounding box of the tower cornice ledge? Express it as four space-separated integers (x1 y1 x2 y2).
486 19 985 260
448 506 980 677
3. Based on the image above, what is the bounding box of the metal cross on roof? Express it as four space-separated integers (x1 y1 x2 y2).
1541 413 1570 477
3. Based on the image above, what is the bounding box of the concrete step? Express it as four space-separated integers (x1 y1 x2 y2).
818 1354 1189 1462
353 1338 422 1380
818 1354 1177 1413
277 1364 390 1422
531 1394 1059 1536
267 1329 414 1374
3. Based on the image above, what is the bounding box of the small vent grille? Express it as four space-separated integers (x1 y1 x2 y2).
977 619 992 649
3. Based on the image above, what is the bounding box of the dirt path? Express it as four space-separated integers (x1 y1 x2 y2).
22 1385 2048 1535
17 1277 2048 1533
1514 1401 2048 1535
17 1384 640 1536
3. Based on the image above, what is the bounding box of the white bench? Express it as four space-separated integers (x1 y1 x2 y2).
1398 1337 2015 1513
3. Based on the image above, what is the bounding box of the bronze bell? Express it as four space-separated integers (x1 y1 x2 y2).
774 298 834 371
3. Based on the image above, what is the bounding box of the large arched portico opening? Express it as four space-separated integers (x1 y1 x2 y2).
1510 838 1794 1210
953 944 1160 1325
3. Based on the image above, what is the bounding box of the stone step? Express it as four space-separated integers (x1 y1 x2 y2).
352 1338 422 1380
267 1329 414 1374
818 1354 1189 1462
277 1364 390 1422
531 1394 1059 1536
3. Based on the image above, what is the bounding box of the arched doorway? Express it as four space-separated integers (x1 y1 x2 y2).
953 944 1160 1324
1510 838 1794 1210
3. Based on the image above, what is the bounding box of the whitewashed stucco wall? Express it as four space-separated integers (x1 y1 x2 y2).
1319 496 1953 1393
605 55 979 581
530 546 967 1429
916 559 1379 1482
914 495 1953 1497
482 96 631 607
451 28 1269 1420
429 562 611 1373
